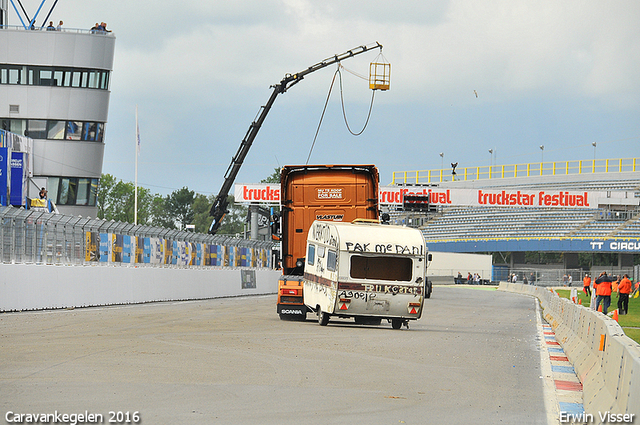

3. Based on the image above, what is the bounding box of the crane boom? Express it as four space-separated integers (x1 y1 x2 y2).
208 42 383 234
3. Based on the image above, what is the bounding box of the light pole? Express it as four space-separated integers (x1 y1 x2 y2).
592 142 597 161
540 145 544 163
439 152 444 170
488 149 493 166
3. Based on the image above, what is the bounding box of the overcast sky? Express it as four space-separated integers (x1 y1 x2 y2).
19 0 640 195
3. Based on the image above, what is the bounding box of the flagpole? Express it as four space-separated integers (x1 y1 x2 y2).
134 105 139 225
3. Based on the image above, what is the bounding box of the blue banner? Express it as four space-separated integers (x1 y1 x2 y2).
10 151 27 206
0 147 8 206
426 238 640 253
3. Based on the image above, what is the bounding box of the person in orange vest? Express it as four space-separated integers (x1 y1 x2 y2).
617 274 632 315
612 275 620 293
594 271 613 314
583 274 591 297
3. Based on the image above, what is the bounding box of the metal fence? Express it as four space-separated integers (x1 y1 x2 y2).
0 207 274 268
508 267 636 287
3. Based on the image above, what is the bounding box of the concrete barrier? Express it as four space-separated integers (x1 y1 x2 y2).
0 263 280 312
499 282 639 422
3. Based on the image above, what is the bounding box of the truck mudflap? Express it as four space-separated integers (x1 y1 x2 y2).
277 304 308 318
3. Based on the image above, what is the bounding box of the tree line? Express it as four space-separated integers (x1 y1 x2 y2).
96 174 247 235
96 169 280 235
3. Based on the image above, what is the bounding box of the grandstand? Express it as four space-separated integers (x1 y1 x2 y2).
387 157 640 281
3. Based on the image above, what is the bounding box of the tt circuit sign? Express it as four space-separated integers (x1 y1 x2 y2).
235 184 634 208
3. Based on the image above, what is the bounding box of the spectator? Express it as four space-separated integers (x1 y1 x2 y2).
583 274 591 297
90 23 100 33
617 274 632 315
57 20 63 31
46 21 55 31
568 275 573 287
594 272 613 315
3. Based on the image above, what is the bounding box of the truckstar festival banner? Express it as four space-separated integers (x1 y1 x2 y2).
234 184 631 209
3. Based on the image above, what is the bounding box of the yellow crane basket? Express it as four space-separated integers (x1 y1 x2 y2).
369 60 390 91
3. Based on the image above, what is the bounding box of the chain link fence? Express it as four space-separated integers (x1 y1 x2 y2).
0 207 274 268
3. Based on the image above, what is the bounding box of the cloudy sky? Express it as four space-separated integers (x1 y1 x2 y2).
20 1 640 195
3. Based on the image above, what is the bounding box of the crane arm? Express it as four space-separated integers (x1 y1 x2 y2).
208 42 383 234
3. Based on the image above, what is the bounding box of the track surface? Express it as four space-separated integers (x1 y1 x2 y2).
1 286 548 424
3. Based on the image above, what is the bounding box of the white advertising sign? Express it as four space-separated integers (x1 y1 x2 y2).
235 184 631 209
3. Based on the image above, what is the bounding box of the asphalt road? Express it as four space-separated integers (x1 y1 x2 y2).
1 286 548 425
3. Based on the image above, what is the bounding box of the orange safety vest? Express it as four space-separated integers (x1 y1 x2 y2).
583 276 591 287
596 280 612 296
618 278 632 294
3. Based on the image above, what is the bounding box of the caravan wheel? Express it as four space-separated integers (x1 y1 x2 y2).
317 307 329 326
391 319 403 330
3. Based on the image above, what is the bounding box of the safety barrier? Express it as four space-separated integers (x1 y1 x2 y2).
0 207 274 268
499 283 639 422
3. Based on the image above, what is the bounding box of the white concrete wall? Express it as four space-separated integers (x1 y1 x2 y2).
499 282 640 420
0 264 280 311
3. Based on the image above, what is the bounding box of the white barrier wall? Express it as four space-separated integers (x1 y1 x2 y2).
0 264 280 312
499 282 640 422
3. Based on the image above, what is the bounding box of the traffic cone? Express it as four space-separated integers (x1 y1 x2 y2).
578 299 582 305
613 310 619 322
598 304 603 312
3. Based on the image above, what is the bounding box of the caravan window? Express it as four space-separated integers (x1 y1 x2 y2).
327 250 337 272
350 255 412 282
307 244 315 265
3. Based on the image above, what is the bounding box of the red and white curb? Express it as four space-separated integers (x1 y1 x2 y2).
536 301 585 424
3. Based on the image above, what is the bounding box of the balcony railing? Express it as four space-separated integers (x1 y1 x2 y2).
392 157 639 185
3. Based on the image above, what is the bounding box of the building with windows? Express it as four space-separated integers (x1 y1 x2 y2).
0 8 115 216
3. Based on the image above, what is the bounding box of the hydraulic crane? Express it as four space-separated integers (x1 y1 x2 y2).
208 42 383 234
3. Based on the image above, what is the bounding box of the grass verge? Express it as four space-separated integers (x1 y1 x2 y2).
555 288 640 344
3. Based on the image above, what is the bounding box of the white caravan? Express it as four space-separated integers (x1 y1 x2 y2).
303 220 428 329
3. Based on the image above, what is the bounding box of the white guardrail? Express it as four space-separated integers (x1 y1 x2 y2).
499 282 640 421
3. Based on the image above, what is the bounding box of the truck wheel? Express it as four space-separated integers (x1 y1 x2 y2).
391 319 403 329
425 280 432 299
317 308 329 326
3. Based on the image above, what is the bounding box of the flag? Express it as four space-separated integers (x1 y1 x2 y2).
135 105 141 154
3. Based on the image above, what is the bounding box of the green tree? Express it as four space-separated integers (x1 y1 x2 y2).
97 173 155 224
150 195 175 229
192 193 214 233
216 195 248 236
166 187 195 230
261 167 281 183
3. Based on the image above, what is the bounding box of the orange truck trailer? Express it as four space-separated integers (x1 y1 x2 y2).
276 165 379 320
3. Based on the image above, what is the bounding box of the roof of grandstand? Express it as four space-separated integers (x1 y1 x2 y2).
387 157 640 253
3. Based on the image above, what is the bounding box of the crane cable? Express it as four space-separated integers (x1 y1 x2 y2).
306 64 376 164
338 64 376 136
305 68 339 165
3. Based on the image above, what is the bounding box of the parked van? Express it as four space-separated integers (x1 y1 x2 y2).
303 219 428 329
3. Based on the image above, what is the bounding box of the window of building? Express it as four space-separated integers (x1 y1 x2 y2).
47 121 65 139
0 65 110 90
27 120 47 138
2 118 106 142
47 177 99 206
65 121 82 140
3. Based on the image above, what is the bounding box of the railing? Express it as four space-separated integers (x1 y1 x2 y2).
392 157 639 185
0 207 273 268
0 24 114 36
